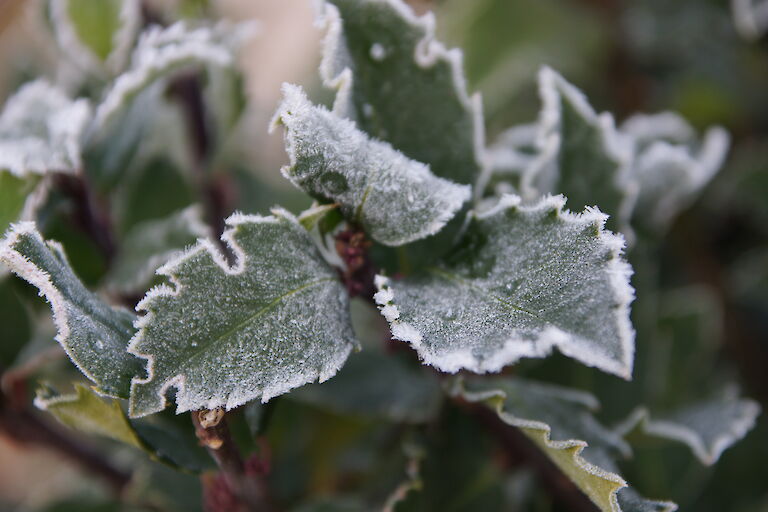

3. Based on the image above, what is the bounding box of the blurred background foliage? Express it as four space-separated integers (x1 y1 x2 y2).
0 0 767 511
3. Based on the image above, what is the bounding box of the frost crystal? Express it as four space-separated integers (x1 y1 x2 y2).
128 209 357 417
272 84 470 247
377 194 635 378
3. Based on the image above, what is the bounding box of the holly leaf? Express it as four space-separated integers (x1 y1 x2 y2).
128 209 357 418
272 84 470 247
522 67 636 235
0 223 143 398
0 80 91 176
49 0 140 74
375 194 634 378
93 20 255 129
105 206 210 294
616 391 760 466
34 383 144 449
449 377 678 512
317 0 485 186
622 113 729 231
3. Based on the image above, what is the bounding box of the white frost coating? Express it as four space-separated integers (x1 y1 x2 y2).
94 20 256 129
314 0 488 192
732 0 768 39
377 194 635 379
272 84 471 246
0 222 140 397
616 392 761 466
0 80 91 177
127 209 357 418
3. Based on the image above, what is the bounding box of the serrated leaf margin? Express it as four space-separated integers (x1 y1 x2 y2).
127 208 354 417
375 194 635 379
315 0 488 194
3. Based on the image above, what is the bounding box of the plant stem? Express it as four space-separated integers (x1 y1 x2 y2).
335 227 378 300
192 410 269 511
168 72 233 254
53 173 117 267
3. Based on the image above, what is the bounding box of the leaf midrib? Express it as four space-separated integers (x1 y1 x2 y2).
179 277 336 368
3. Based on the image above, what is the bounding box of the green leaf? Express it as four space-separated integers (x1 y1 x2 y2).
34 383 144 449
49 0 140 72
128 209 358 418
272 84 470 247
297 203 341 233
0 171 37 235
522 67 636 234
0 80 91 176
93 20 254 129
106 206 210 294
0 278 32 366
622 113 729 231
375 194 634 378
317 0 485 186
291 350 442 424
0 223 142 397
617 391 760 466
449 377 678 512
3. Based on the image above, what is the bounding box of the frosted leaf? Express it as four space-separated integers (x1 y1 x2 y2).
0 223 142 398
49 0 140 74
523 67 637 235
623 113 729 230
616 391 760 466
449 377 677 512
128 209 357 418
272 84 470 247
105 206 211 294
94 21 255 129
316 0 485 186
376 194 634 378
34 383 144 449
0 80 91 177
